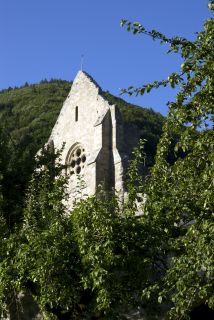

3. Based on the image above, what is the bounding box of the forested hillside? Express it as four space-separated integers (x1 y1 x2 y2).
0 80 163 163
0 80 164 227
0 80 72 165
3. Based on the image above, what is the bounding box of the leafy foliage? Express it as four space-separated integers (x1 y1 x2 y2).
0 146 156 319
71 191 152 318
121 1 214 318
0 148 83 319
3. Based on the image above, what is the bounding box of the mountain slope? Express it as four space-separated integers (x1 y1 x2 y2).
0 79 164 227
0 80 164 167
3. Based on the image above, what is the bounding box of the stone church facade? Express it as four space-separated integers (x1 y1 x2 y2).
47 70 138 208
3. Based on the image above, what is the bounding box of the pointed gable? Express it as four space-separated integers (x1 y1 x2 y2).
47 70 125 208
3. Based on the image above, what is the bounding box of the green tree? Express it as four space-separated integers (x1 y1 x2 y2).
0 128 15 318
14 146 154 319
121 1 214 318
0 142 157 319
71 188 152 319
14 148 84 319
0 146 81 319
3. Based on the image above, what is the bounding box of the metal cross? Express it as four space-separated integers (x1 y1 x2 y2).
81 54 84 71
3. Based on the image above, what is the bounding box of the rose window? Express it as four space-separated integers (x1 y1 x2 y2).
66 144 86 175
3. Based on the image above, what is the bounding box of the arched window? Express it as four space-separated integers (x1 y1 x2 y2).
75 106 78 122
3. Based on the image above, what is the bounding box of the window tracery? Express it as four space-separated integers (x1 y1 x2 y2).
66 144 86 175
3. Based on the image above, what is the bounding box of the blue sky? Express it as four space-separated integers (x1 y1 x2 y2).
0 0 212 115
